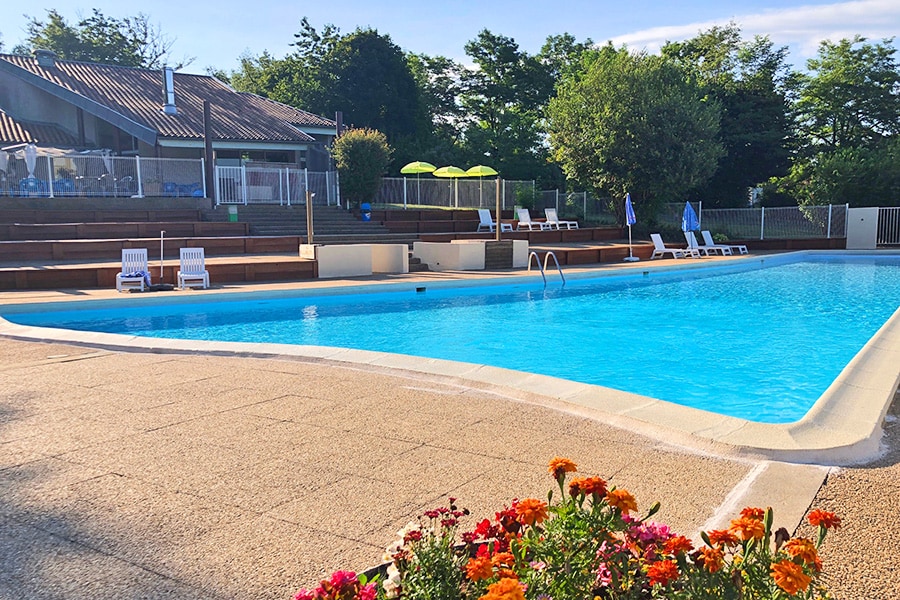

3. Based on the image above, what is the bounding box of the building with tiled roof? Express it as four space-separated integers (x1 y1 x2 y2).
0 50 337 170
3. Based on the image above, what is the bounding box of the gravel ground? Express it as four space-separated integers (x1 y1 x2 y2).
795 388 900 600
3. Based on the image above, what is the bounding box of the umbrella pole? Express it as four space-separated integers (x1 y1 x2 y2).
624 224 640 262
159 230 165 284
495 177 501 242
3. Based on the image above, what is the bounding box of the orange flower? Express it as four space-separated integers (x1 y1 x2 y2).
568 476 608 498
491 552 516 568
740 507 765 521
771 559 812 595
465 556 494 582
514 498 549 527
478 577 526 600
807 509 841 529
646 559 680 587
707 529 740 547
606 489 638 514
784 538 821 570
729 517 766 541
663 535 694 556
699 546 725 573
548 457 578 479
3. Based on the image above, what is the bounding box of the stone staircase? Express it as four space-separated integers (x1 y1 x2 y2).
202 204 398 239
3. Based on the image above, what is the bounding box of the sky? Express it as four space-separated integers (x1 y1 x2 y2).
0 0 897 74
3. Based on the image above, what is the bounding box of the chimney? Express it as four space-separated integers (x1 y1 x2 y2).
161 66 177 115
34 49 57 68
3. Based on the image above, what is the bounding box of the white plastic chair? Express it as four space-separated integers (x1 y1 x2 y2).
516 208 553 231
688 231 732 256
177 247 210 289
476 209 512 233
116 248 149 292
544 208 578 230
702 230 747 255
650 233 700 259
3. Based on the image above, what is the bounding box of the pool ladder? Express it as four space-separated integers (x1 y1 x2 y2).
528 251 566 286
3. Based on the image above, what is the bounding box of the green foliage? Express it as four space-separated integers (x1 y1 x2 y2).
662 24 793 207
19 9 190 69
796 36 900 151
548 45 724 220
331 128 392 207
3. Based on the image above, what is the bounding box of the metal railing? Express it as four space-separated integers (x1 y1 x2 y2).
372 177 535 210
213 165 339 206
658 203 849 240
0 154 206 199
878 207 900 245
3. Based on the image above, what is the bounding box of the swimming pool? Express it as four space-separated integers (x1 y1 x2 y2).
3 253 899 424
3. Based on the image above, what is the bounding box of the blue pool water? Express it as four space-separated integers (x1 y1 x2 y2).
4 254 899 423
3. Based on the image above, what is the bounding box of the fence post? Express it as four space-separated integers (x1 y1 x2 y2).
304 168 309 206
240 165 248 205
200 158 207 199
555 189 559 212
583 192 587 220
46 156 55 198
403 177 407 209
698 201 702 230
285 168 291 206
502 179 506 210
214 166 220 205
760 207 765 240
135 157 144 198
826 204 833 238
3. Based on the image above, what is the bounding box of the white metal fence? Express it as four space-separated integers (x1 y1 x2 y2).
878 207 900 245
372 177 535 209
0 154 205 199
656 203 849 240
214 165 339 206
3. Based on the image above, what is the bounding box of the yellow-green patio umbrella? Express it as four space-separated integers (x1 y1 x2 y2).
433 165 467 207
400 161 437 205
465 165 498 206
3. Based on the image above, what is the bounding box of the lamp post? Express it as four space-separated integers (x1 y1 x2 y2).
305 191 316 244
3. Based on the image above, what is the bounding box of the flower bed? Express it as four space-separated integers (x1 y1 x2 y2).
293 457 839 599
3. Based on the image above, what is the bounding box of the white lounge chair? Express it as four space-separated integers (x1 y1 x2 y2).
516 208 553 231
116 248 150 292
702 230 747 255
650 233 700 260
544 208 578 230
177 247 210 289
476 209 512 233
687 230 732 256
684 230 730 256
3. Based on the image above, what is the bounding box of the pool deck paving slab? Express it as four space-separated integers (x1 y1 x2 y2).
0 254 898 599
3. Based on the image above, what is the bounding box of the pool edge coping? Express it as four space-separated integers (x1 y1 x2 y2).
1 249 898 466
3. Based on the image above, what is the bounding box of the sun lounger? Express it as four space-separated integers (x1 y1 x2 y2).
477 209 512 233
116 248 150 292
516 208 553 231
685 231 731 256
702 230 747 255
544 208 578 230
177 247 210 289
650 233 700 259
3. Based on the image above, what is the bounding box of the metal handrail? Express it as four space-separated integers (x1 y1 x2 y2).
543 251 566 285
527 251 565 287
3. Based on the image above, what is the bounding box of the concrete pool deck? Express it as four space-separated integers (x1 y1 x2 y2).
1 252 898 598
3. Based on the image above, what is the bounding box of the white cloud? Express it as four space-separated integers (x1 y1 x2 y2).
610 0 900 66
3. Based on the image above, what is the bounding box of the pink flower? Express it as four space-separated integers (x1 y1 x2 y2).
358 583 376 600
329 570 358 590
293 590 316 600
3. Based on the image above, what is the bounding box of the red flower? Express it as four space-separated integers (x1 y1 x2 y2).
568 476 608 498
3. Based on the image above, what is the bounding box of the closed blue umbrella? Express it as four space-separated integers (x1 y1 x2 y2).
682 201 699 232
624 193 639 262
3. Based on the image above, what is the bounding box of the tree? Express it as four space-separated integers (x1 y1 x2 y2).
331 128 393 207
662 24 793 207
19 9 191 69
796 36 900 151
458 30 556 182
548 45 723 221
